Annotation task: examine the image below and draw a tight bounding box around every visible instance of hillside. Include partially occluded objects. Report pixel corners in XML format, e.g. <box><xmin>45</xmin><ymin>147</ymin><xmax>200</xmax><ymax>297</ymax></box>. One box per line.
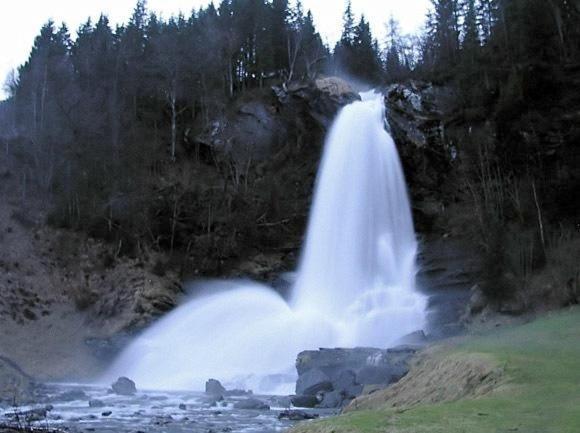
<box><xmin>291</xmin><ymin>307</ymin><xmax>580</xmax><ymax>433</ymax></box>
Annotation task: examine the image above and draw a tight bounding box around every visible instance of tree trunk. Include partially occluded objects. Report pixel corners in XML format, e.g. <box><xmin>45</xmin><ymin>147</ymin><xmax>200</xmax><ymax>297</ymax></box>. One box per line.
<box><xmin>169</xmin><ymin>88</ymin><xmax>177</xmax><ymax>162</ymax></box>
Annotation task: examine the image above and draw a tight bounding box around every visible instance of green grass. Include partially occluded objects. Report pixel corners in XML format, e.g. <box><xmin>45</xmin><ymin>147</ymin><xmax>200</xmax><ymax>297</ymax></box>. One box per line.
<box><xmin>294</xmin><ymin>307</ymin><xmax>580</xmax><ymax>433</ymax></box>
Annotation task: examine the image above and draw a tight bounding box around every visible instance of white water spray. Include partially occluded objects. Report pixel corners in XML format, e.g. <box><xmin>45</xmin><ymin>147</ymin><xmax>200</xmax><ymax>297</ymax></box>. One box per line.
<box><xmin>104</xmin><ymin>91</ymin><xmax>426</xmax><ymax>393</ymax></box>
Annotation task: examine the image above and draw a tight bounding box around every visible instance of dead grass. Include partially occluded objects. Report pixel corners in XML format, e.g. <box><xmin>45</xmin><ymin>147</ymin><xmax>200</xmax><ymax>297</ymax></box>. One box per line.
<box><xmin>344</xmin><ymin>346</ymin><xmax>505</xmax><ymax>413</ymax></box>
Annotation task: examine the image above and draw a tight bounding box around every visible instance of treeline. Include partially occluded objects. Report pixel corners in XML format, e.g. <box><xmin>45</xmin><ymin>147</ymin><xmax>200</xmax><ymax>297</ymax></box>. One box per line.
<box><xmin>0</xmin><ymin>0</ymin><xmax>400</xmax><ymax>253</ymax></box>
<box><xmin>422</xmin><ymin>0</ymin><xmax>580</xmax><ymax>302</ymax></box>
<box><xmin>1</xmin><ymin>0</ymin><xmax>399</xmax><ymax>270</ymax></box>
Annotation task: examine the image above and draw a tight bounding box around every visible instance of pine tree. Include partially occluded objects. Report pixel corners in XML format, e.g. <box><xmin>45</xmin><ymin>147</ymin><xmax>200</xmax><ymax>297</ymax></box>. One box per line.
<box><xmin>430</xmin><ymin>0</ymin><xmax>461</xmax><ymax>67</ymax></box>
<box><xmin>384</xmin><ymin>16</ymin><xmax>405</xmax><ymax>81</ymax></box>
<box><xmin>352</xmin><ymin>16</ymin><xmax>383</xmax><ymax>82</ymax></box>
<box><xmin>462</xmin><ymin>0</ymin><xmax>480</xmax><ymax>57</ymax></box>
<box><xmin>340</xmin><ymin>0</ymin><xmax>355</xmax><ymax>46</ymax></box>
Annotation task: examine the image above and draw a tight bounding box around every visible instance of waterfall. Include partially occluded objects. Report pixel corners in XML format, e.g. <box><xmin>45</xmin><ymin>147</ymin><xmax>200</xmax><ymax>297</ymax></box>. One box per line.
<box><xmin>103</xmin><ymin>91</ymin><xmax>426</xmax><ymax>393</ymax></box>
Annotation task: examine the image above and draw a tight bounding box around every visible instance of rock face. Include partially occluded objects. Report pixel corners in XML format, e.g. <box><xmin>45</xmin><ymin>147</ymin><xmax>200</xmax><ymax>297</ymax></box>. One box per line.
<box><xmin>384</xmin><ymin>81</ymin><xmax>453</xmax><ymax>232</ymax></box>
<box><xmin>111</xmin><ymin>377</ymin><xmax>136</xmax><ymax>395</ymax></box>
<box><xmin>205</xmin><ymin>379</ymin><xmax>226</xmax><ymax>396</ymax></box>
<box><xmin>0</xmin><ymin>355</ymin><xmax>35</xmax><ymax>404</ymax></box>
<box><xmin>293</xmin><ymin>346</ymin><xmax>417</xmax><ymax>408</ymax></box>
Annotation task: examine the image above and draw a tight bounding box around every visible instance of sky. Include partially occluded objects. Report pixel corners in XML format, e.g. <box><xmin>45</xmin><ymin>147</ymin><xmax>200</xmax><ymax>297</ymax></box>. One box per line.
<box><xmin>0</xmin><ymin>0</ymin><xmax>430</xmax><ymax>99</ymax></box>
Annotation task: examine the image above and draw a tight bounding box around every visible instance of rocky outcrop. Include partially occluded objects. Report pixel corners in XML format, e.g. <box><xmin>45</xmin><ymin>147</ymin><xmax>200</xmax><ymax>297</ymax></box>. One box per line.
<box><xmin>232</xmin><ymin>398</ymin><xmax>270</xmax><ymax>410</ymax></box>
<box><xmin>384</xmin><ymin>81</ymin><xmax>455</xmax><ymax>232</ymax></box>
<box><xmin>273</xmin><ymin>78</ymin><xmax>360</xmax><ymax>129</ymax></box>
<box><xmin>110</xmin><ymin>377</ymin><xmax>136</xmax><ymax>395</ymax></box>
<box><xmin>292</xmin><ymin>346</ymin><xmax>417</xmax><ymax>409</ymax></box>
<box><xmin>344</xmin><ymin>348</ymin><xmax>504</xmax><ymax>412</ymax></box>
<box><xmin>0</xmin><ymin>356</ymin><xmax>36</xmax><ymax>405</ymax></box>
<box><xmin>205</xmin><ymin>379</ymin><xmax>226</xmax><ymax>396</ymax></box>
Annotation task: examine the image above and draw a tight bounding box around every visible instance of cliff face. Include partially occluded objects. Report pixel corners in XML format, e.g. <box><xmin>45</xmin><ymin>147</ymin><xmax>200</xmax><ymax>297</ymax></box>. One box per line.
<box><xmin>384</xmin><ymin>77</ymin><xmax>579</xmax><ymax>318</ymax></box>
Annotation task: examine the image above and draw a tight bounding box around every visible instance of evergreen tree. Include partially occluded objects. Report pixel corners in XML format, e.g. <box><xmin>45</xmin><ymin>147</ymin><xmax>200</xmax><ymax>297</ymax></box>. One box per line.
<box><xmin>462</xmin><ymin>0</ymin><xmax>480</xmax><ymax>62</ymax></box>
<box><xmin>384</xmin><ymin>16</ymin><xmax>406</xmax><ymax>81</ymax></box>
<box><xmin>430</xmin><ymin>0</ymin><xmax>461</xmax><ymax>67</ymax></box>
<box><xmin>352</xmin><ymin>16</ymin><xmax>383</xmax><ymax>82</ymax></box>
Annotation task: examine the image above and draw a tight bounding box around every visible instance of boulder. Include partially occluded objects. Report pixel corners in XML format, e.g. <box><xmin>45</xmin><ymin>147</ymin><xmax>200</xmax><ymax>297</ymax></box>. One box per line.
<box><xmin>268</xmin><ymin>395</ymin><xmax>292</xmax><ymax>408</ymax></box>
<box><xmin>273</xmin><ymin>78</ymin><xmax>360</xmax><ymax>130</ymax></box>
<box><xmin>295</xmin><ymin>368</ymin><xmax>333</xmax><ymax>395</ymax></box>
<box><xmin>278</xmin><ymin>410</ymin><xmax>319</xmax><ymax>421</ymax></box>
<box><xmin>356</xmin><ymin>366</ymin><xmax>394</xmax><ymax>385</ymax></box>
<box><xmin>58</xmin><ymin>389</ymin><xmax>88</xmax><ymax>401</ymax></box>
<box><xmin>232</xmin><ymin>398</ymin><xmax>270</xmax><ymax>410</ymax></box>
<box><xmin>333</xmin><ymin>370</ymin><xmax>363</xmax><ymax>398</ymax></box>
<box><xmin>318</xmin><ymin>390</ymin><xmax>345</xmax><ymax>409</ymax></box>
<box><xmin>314</xmin><ymin>77</ymin><xmax>358</xmax><ymax>100</ymax></box>
<box><xmin>205</xmin><ymin>379</ymin><xmax>226</xmax><ymax>396</ymax></box>
<box><xmin>290</xmin><ymin>395</ymin><xmax>319</xmax><ymax>408</ymax></box>
<box><xmin>111</xmin><ymin>377</ymin><xmax>137</xmax><ymax>395</ymax></box>
<box><xmin>293</xmin><ymin>346</ymin><xmax>418</xmax><ymax>408</ymax></box>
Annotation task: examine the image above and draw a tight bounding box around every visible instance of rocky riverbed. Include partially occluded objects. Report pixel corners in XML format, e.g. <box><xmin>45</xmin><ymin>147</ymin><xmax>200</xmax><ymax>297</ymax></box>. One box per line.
<box><xmin>0</xmin><ymin>382</ymin><xmax>333</xmax><ymax>433</ymax></box>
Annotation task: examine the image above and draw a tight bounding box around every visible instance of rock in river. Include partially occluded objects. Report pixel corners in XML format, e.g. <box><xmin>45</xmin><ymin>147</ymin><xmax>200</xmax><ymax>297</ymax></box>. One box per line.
<box><xmin>205</xmin><ymin>378</ymin><xmax>226</xmax><ymax>396</ymax></box>
<box><xmin>111</xmin><ymin>376</ymin><xmax>137</xmax><ymax>395</ymax></box>
<box><xmin>232</xmin><ymin>398</ymin><xmax>270</xmax><ymax>410</ymax></box>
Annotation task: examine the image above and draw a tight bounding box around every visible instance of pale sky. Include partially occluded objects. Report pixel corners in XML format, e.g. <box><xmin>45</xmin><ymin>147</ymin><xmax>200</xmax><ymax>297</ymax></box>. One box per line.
<box><xmin>0</xmin><ymin>0</ymin><xmax>430</xmax><ymax>99</ymax></box>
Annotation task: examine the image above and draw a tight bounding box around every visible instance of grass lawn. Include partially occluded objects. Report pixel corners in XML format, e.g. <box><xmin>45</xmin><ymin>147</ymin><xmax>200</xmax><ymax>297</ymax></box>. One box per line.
<box><xmin>292</xmin><ymin>307</ymin><xmax>580</xmax><ymax>433</ymax></box>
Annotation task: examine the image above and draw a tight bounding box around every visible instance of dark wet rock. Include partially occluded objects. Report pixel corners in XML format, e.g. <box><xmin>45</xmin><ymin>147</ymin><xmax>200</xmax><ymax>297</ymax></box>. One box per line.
<box><xmin>202</xmin><ymin>395</ymin><xmax>225</xmax><ymax>407</ymax></box>
<box><xmin>464</xmin><ymin>284</ymin><xmax>488</xmax><ymax>316</ymax></box>
<box><xmin>294</xmin><ymin>346</ymin><xmax>417</xmax><ymax>408</ymax></box>
<box><xmin>89</xmin><ymin>399</ymin><xmax>105</xmax><ymax>408</ymax></box>
<box><xmin>0</xmin><ymin>355</ymin><xmax>35</xmax><ymax>404</ymax></box>
<box><xmin>111</xmin><ymin>376</ymin><xmax>136</xmax><ymax>395</ymax></box>
<box><xmin>232</xmin><ymin>398</ymin><xmax>270</xmax><ymax>410</ymax></box>
<box><xmin>6</xmin><ymin>407</ymin><xmax>49</xmax><ymax>422</ymax></box>
<box><xmin>152</xmin><ymin>415</ymin><xmax>174</xmax><ymax>425</ymax></box>
<box><xmin>383</xmin><ymin>81</ymin><xmax>456</xmax><ymax>233</ymax></box>
<box><xmin>295</xmin><ymin>368</ymin><xmax>333</xmax><ymax>396</ymax></box>
<box><xmin>273</xmin><ymin>78</ymin><xmax>360</xmax><ymax>129</ymax></box>
<box><xmin>333</xmin><ymin>370</ymin><xmax>363</xmax><ymax>398</ymax></box>
<box><xmin>268</xmin><ymin>395</ymin><xmax>292</xmax><ymax>408</ymax></box>
<box><xmin>290</xmin><ymin>395</ymin><xmax>319</xmax><ymax>408</ymax></box>
<box><xmin>179</xmin><ymin>403</ymin><xmax>187</xmax><ymax>410</ymax></box>
<box><xmin>418</xmin><ymin>237</ymin><xmax>481</xmax><ymax>331</ymax></box>
<box><xmin>205</xmin><ymin>379</ymin><xmax>226</xmax><ymax>396</ymax></box>
<box><xmin>224</xmin><ymin>388</ymin><xmax>253</xmax><ymax>397</ymax></box>
<box><xmin>278</xmin><ymin>409</ymin><xmax>319</xmax><ymax>421</ymax></box>
<box><xmin>58</xmin><ymin>389</ymin><xmax>88</xmax><ymax>401</ymax></box>
<box><xmin>356</xmin><ymin>366</ymin><xmax>394</xmax><ymax>385</ymax></box>
<box><xmin>318</xmin><ymin>390</ymin><xmax>345</xmax><ymax>409</ymax></box>
<box><xmin>197</xmin><ymin>99</ymin><xmax>287</xmax><ymax>164</ymax></box>
<box><xmin>101</xmin><ymin>410</ymin><xmax>112</xmax><ymax>417</ymax></box>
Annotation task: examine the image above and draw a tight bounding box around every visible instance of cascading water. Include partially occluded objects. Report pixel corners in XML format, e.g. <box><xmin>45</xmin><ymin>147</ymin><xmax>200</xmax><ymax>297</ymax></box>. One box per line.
<box><xmin>104</xmin><ymin>91</ymin><xmax>426</xmax><ymax>393</ymax></box>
